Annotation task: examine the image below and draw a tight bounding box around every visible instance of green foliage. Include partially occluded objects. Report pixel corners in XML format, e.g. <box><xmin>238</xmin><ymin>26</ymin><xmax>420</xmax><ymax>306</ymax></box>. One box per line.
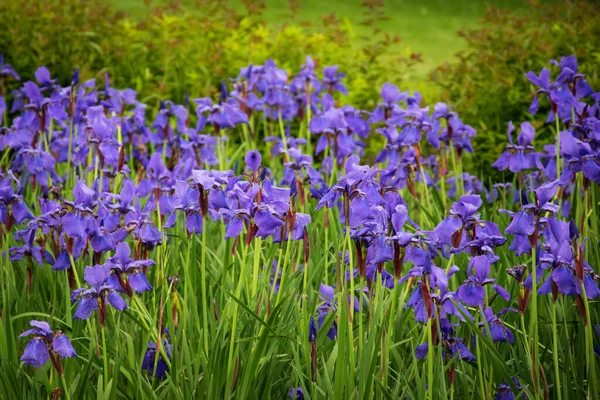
<box><xmin>0</xmin><ymin>0</ymin><xmax>417</xmax><ymax>110</ymax></box>
<box><xmin>430</xmin><ymin>0</ymin><xmax>600</xmax><ymax>176</ymax></box>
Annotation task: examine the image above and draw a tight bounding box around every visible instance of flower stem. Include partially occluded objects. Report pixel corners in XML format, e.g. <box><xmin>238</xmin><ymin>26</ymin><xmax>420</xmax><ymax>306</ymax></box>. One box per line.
<box><xmin>101</xmin><ymin>323</ymin><xmax>109</xmax><ymax>387</ymax></box>
<box><xmin>475</xmin><ymin>310</ymin><xmax>486</xmax><ymax>400</ymax></box>
<box><xmin>530</xmin><ymin>245</ymin><xmax>539</xmax><ymax>396</ymax></box>
<box><xmin>275</xmin><ymin>236</ymin><xmax>292</xmax><ymax>306</ymax></box>
<box><xmin>579</xmin><ymin>283</ymin><xmax>598</xmax><ymax>398</ymax></box>
<box><xmin>251</xmin><ymin>236</ymin><xmax>262</xmax><ymax>298</ymax></box>
<box><xmin>200</xmin><ymin>215</ymin><xmax>209</xmax><ymax>357</ymax></box>
<box><xmin>278</xmin><ymin>110</ymin><xmax>288</xmax><ymax>153</ymax></box>
<box><xmin>426</xmin><ymin>317</ymin><xmax>434</xmax><ymax>400</ymax></box>
<box><xmin>59</xmin><ymin>373</ymin><xmax>71</xmax><ymax>400</ymax></box>
<box><xmin>550</xmin><ymin>300</ymin><xmax>562</xmax><ymax>400</ymax></box>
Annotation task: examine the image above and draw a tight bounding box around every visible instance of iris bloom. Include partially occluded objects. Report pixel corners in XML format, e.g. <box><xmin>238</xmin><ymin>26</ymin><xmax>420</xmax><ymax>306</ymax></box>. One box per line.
<box><xmin>492</xmin><ymin>121</ymin><xmax>542</xmax><ymax>173</ymax></box>
<box><xmin>456</xmin><ymin>256</ymin><xmax>510</xmax><ymax>307</ymax></box>
<box><xmin>19</xmin><ymin>320</ymin><xmax>76</xmax><ymax>372</ymax></box>
<box><xmin>72</xmin><ymin>264</ymin><xmax>127</xmax><ymax>325</ymax></box>
<box><xmin>105</xmin><ymin>242</ymin><xmax>154</xmax><ymax>297</ymax></box>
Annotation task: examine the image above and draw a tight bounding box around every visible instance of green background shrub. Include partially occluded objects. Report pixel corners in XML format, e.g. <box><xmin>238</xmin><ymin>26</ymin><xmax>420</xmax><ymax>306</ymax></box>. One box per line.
<box><xmin>0</xmin><ymin>0</ymin><xmax>417</xmax><ymax>111</ymax></box>
<box><xmin>431</xmin><ymin>1</ymin><xmax>600</xmax><ymax>176</ymax></box>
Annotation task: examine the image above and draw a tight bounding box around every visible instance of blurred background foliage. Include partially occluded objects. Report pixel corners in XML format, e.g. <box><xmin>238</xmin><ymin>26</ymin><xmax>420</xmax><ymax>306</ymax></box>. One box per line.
<box><xmin>0</xmin><ymin>0</ymin><xmax>598</xmax><ymax>175</ymax></box>
<box><xmin>431</xmin><ymin>0</ymin><xmax>600</xmax><ymax>175</ymax></box>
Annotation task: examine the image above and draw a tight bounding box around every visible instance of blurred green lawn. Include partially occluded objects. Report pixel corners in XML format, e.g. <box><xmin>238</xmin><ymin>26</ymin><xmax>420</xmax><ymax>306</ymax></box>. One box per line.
<box><xmin>108</xmin><ymin>0</ymin><xmax>540</xmax><ymax>93</ymax></box>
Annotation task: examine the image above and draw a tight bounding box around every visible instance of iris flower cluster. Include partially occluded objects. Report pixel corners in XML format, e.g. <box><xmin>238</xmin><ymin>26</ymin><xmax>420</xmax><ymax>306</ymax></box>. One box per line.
<box><xmin>1</xmin><ymin>52</ymin><xmax>597</xmax><ymax>399</ymax></box>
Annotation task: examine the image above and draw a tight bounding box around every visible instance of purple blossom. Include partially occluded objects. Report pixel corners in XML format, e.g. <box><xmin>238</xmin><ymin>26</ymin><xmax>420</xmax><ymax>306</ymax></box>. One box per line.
<box><xmin>19</xmin><ymin>320</ymin><xmax>76</xmax><ymax>371</ymax></box>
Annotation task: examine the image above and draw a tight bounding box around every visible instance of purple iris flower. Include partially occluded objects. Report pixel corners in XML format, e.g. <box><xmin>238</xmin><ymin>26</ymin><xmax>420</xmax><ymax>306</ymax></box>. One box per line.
<box><xmin>310</xmin><ymin>102</ymin><xmax>365</xmax><ymax>164</ymax></box>
<box><xmin>322</xmin><ymin>65</ymin><xmax>347</xmax><ymax>96</ymax></box>
<box><xmin>190</xmin><ymin>168</ymin><xmax>231</xmax><ymax>219</ymax></box>
<box><xmin>492</xmin><ymin>121</ymin><xmax>542</xmax><ymax>173</ymax></box>
<box><xmin>11</xmin><ymin>147</ymin><xmax>58</xmax><ymax>188</ymax></box>
<box><xmin>279</xmin><ymin>147</ymin><xmax>313</xmax><ymax>188</ymax></box>
<box><xmin>138</xmin><ymin>153</ymin><xmax>173</xmax><ymax>207</ymax></box>
<box><xmin>558</xmin><ymin>130</ymin><xmax>600</xmax><ymax>186</ymax></box>
<box><xmin>194</xmin><ymin>97</ymin><xmax>248</xmax><ymax>132</ymax></box>
<box><xmin>168</xmin><ymin>179</ymin><xmax>203</xmax><ymax>234</ymax></box>
<box><xmin>527</xmin><ymin>55</ymin><xmax>592</xmax><ymax>122</ymax></box>
<box><xmin>72</xmin><ymin>264</ymin><xmax>127</xmax><ymax>326</ymax></box>
<box><xmin>245</xmin><ymin>149</ymin><xmax>261</xmax><ymax>174</ymax></box>
<box><xmin>0</xmin><ymin>54</ymin><xmax>20</xmax><ymax>81</ymax></box>
<box><xmin>290</xmin><ymin>56</ymin><xmax>321</xmax><ymax>115</ymax></box>
<box><xmin>288</xmin><ymin>387</ymin><xmax>305</xmax><ymax>400</ymax></box>
<box><xmin>34</xmin><ymin>66</ymin><xmax>58</xmax><ymax>93</ymax></box>
<box><xmin>0</xmin><ymin>171</ymin><xmax>34</xmax><ymax>230</ymax></box>
<box><xmin>106</xmin><ymin>178</ymin><xmax>137</xmax><ymax>216</ymax></box>
<box><xmin>19</xmin><ymin>320</ymin><xmax>76</xmax><ymax>371</ymax></box>
<box><xmin>525</xmin><ymin>67</ymin><xmax>551</xmax><ymax>115</ymax></box>
<box><xmin>435</xmin><ymin>112</ymin><xmax>476</xmax><ymax>155</ymax></box>
<box><xmin>501</xmin><ymin>180</ymin><xmax>559</xmax><ymax>255</ymax></box>
<box><xmin>368</xmin><ymin>82</ymin><xmax>407</xmax><ymax>124</ymax></box>
<box><xmin>9</xmin><ymin>226</ymin><xmax>54</xmax><ymax>266</ymax></box>
<box><xmin>456</xmin><ymin>256</ymin><xmax>510</xmax><ymax>307</ymax></box>
<box><xmin>479</xmin><ymin>307</ymin><xmax>516</xmax><ymax>344</ymax></box>
<box><xmin>61</xmin><ymin>180</ymin><xmax>98</xmax><ymax>242</ymax></box>
<box><xmin>494</xmin><ymin>378</ymin><xmax>524</xmax><ymax>400</ymax></box>
<box><xmin>415</xmin><ymin>319</ymin><xmax>475</xmax><ymax>362</ymax></box>
<box><xmin>142</xmin><ymin>337</ymin><xmax>172</xmax><ymax>379</ymax></box>
<box><xmin>315</xmin><ymin>155</ymin><xmax>380</xmax><ymax>227</ymax></box>
<box><xmin>400</xmin><ymin>262</ymin><xmax>463</xmax><ymax>322</ymax></box>
<box><xmin>434</xmin><ymin>195</ymin><xmax>489</xmax><ymax>250</ymax></box>
<box><xmin>312</xmin><ymin>284</ymin><xmax>340</xmax><ymax>340</ymax></box>
<box><xmin>105</xmin><ymin>242</ymin><xmax>154</xmax><ymax>297</ymax></box>
<box><xmin>264</xmin><ymin>134</ymin><xmax>307</xmax><ymax>158</ymax></box>
<box><xmin>101</xmin><ymin>75</ymin><xmax>137</xmax><ymax>116</ymax></box>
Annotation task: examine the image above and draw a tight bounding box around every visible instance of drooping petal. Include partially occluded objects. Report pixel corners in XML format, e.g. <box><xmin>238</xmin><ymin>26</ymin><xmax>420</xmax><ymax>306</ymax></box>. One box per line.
<box><xmin>552</xmin><ymin>266</ymin><xmax>578</xmax><ymax>296</ymax></box>
<box><xmin>434</xmin><ymin>216</ymin><xmax>462</xmax><ymax>246</ymax></box>
<box><xmin>415</xmin><ymin>342</ymin><xmax>428</xmax><ymax>360</ymax></box>
<box><xmin>21</xmin><ymin>338</ymin><xmax>50</xmax><ymax>367</ymax></box>
<box><xmin>505</xmin><ymin>211</ymin><xmax>535</xmax><ymax>237</ymax></box>
<box><xmin>107</xmin><ymin>291</ymin><xmax>127</xmax><ymax>311</ymax></box>
<box><xmin>225</xmin><ymin>217</ymin><xmax>244</xmax><ymax>239</ymax></box>
<box><xmin>52</xmin><ymin>334</ymin><xmax>77</xmax><ymax>358</ymax></box>
<box><xmin>492</xmin><ymin>284</ymin><xmax>511</xmax><ymax>301</ymax></box>
<box><xmin>254</xmin><ymin>209</ymin><xmax>284</xmax><ymax>239</ymax></box>
<box><xmin>457</xmin><ymin>283</ymin><xmax>485</xmax><ymax>307</ymax></box>
<box><xmin>128</xmin><ymin>272</ymin><xmax>153</xmax><ymax>293</ymax></box>
<box><xmin>73</xmin><ymin>296</ymin><xmax>98</xmax><ymax>320</ymax></box>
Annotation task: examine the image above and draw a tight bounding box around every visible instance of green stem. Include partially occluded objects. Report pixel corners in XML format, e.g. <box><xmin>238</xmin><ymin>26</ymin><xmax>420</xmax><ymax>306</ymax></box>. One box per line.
<box><xmin>275</xmin><ymin>235</ymin><xmax>292</xmax><ymax>306</ymax></box>
<box><xmin>551</xmin><ymin>300</ymin><xmax>562</xmax><ymax>400</ymax></box>
<box><xmin>251</xmin><ymin>236</ymin><xmax>262</xmax><ymax>298</ymax></box>
<box><xmin>226</xmin><ymin>239</ymin><xmax>249</xmax><ymax>393</ymax></box>
<box><xmin>475</xmin><ymin>310</ymin><xmax>486</xmax><ymax>400</ymax></box>
<box><xmin>427</xmin><ymin>317</ymin><xmax>434</xmax><ymax>400</ymax></box>
<box><xmin>344</xmin><ymin>228</ymin><xmax>356</xmax><ymax>386</ymax></box>
<box><xmin>580</xmin><ymin>283</ymin><xmax>598</xmax><ymax>399</ymax></box>
<box><xmin>530</xmin><ymin>245</ymin><xmax>539</xmax><ymax>396</ymax></box>
<box><xmin>278</xmin><ymin>110</ymin><xmax>288</xmax><ymax>153</ymax></box>
<box><xmin>68</xmin><ymin>254</ymin><xmax>82</xmax><ymax>288</ymax></box>
<box><xmin>200</xmin><ymin>215</ymin><xmax>209</xmax><ymax>357</ymax></box>
<box><xmin>59</xmin><ymin>373</ymin><xmax>71</xmax><ymax>400</ymax></box>
<box><xmin>101</xmin><ymin>323</ymin><xmax>109</xmax><ymax>387</ymax></box>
